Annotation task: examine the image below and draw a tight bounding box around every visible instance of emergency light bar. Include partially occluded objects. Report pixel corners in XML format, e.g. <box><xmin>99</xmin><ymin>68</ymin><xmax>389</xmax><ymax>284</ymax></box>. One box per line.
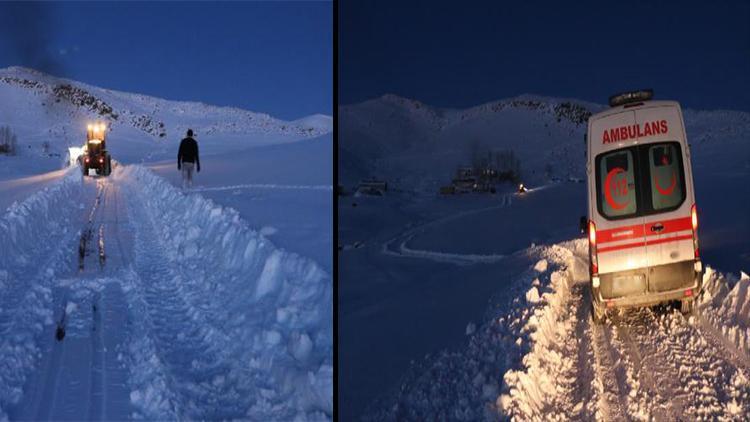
<box><xmin>609</xmin><ymin>89</ymin><xmax>653</xmax><ymax>107</ymax></box>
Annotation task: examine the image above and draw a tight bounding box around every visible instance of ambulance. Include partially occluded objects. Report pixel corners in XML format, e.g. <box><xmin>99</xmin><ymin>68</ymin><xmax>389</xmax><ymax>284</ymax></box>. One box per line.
<box><xmin>585</xmin><ymin>90</ymin><xmax>703</xmax><ymax>323</ymax></box>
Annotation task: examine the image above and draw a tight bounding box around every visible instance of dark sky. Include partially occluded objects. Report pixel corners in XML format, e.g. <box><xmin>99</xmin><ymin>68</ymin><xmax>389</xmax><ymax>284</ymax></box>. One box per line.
<box><xmin>0</xmin><ymin>1</ymin><xmax>331</xmax><ymax>121</ymax></box>
<box><xmin>339</xmin><ymin>0</ymin><xmax>750</xmax><ymax>111</ymax></box>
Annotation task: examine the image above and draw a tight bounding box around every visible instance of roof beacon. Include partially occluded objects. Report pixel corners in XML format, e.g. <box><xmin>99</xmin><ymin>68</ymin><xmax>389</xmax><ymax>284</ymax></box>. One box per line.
<box><xmin>608</xmin><ymin>89</ymin><xmax>654</xmax><ymax>107</ymax></box>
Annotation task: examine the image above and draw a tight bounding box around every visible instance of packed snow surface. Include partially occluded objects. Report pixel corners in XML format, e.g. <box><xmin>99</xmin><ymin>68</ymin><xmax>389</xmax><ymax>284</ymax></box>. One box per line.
<box><xmin>0</xmin><ymin>164</ymin><xmax>332</xmax><ymax>420</ymax></box>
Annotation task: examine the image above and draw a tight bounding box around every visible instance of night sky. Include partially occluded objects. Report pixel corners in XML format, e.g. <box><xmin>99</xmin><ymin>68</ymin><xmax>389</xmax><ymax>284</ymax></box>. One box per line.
<box><xmin>0</xmin><ymin>1</ymin><xmax>332</xmax><ymax>120</ymax></box>
<box><xmin>339</xmin><ymin>0</ymin><xmax>750</xmax><ymax>111</ymax></box>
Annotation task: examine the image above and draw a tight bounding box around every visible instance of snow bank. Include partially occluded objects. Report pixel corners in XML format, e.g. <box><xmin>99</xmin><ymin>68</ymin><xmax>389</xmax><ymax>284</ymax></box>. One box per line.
<box><xmin>499</xmin><ymin>250</ymin><xmax>750</xmax><ymax>420</ymax></box>
<box><xmin>499</xmin><ymin>241</ymin><xmax>595</xmax><ymax>420</ymax></box>
<box><xmin>0</xmin><ymin>169</ymin><xmax>85</xmax><ymax>418</ymax></box>
<box><xmin>119</xmin><ymin>165</ymin><xmax>332</xmax><ymax>420</ymax></box>
<box><xmin>700</xmin><ymin>267</ymin><xmax>750</xmax><ymax>355</ymax></box>
<box><xmin>363</xmin><ymin>244</ymin><xmax>583</xmax><ymax>421</ymax></box>
<box><xmin>0</xmin><ymin>169</ymin><xmax>81</xmax><ymax>272</ymax></box>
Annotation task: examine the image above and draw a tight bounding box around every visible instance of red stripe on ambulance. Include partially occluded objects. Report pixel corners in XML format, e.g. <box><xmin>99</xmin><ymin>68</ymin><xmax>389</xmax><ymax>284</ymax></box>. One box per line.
<box><xmin>598</xmin><ymin>234</ymin><xmax>694</xmax><ymax>254</ymax></box>
<box><xmin>597</xmin><ymin>216</ymin><xmax>692</xmax><ymax>245</ymax></box>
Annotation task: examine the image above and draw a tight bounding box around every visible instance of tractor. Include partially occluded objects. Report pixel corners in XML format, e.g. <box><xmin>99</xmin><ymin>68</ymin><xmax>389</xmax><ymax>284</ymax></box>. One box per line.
<box><xmin>80</xmin><ymin>122</ymin><xmax>112</xmax><ymax>176</ymax></box>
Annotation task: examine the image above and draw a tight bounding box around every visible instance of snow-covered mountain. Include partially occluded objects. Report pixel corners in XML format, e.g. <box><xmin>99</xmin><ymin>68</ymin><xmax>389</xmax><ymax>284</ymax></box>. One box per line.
<box><xmin>0</xmin><ymin>66</ymin><xmax>332</xmax><ymax>165</ymax></box>
<box><xmin>339</xmin><ymin>93</ymin><xmax>750</xmax><ymax>191</ymax></box>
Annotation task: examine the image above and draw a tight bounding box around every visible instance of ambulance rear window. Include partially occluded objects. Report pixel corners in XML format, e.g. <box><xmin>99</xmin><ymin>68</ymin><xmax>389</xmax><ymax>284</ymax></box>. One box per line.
<box><xmin>597</xmin><ymin>150</ymin><xmax>638</xmax><ymax>218</ymax></box>
<box><xmin>648</xmin><ymin>144</ymin><xmax>685</xmax><ymax>211</ymax></box>
<box><xmin>595</xmin><ymin>142</ymin><xmax>687</xmax><ymax>219</ymax></box>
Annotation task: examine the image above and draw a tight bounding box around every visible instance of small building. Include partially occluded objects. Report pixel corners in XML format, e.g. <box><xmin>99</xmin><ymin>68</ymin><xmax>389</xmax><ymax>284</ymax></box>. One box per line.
<box><xmin>452</xmin><ymin>177</ymin><xmax>477</xmax><ymax>193</ymax></box>
<box><xmin>455</xmin><ymin>167</ymin><xmax>474</xmax><ymax>179</ymax></box>
<box><xmin>451</xmin><ymin>166</ymin><xmax>497</xmax><ymax>193</ymax></box>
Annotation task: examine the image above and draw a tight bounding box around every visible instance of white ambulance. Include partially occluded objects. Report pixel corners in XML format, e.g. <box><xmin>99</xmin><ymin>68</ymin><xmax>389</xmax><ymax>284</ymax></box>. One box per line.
<box><xmin>585</xmin><ymin>90</ymin><xmax>703</xmax><ymax>323</ymax></box>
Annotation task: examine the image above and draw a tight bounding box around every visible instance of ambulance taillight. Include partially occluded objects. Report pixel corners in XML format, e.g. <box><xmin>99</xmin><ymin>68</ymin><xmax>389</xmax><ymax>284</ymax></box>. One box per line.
<box><xmin>589</xmin><ymin>220</ymin><xmax>598</xmax><ymax>274</ymax></box>
<box><xmin>691</xmin><ymin>204</ymin><xmax>699</xmax><ymax>258</ymax></box>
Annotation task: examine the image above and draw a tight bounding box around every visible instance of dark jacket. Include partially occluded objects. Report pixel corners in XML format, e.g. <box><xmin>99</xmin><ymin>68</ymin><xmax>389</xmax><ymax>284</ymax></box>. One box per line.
<box><xmin>178</xmin><ymin>137</ymin><xmax>200</xmax><ymax>171</ymax></box>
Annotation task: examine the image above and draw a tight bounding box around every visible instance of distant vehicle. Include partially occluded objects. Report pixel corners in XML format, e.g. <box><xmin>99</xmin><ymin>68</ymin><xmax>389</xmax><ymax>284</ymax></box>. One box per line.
<box><xmin>584</xmin><ymin>90</ymin><xmax>703</xmax><ymax>323</ymax></box>
<box><xmin>355</xmin><ymin>179</ymin><xmax>387</xmax><ymax>196</ymax></box>
<box><xmin>518</xmin><ymin>183</ymin><xmax>528</xmax><ymax>193</ymax></box>
<box><xmin>452</xmin><ymin>177</ymin><xmax>476</xmax><ymax>193</ymax></box>
<box><xmin>79</xmin><ymin>122</ymin><xmax>112</xmax><ymax>176</ymax></box>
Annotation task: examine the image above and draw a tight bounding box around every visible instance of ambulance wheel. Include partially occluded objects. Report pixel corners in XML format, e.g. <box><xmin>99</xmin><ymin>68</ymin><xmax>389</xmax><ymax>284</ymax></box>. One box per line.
<box><xmin>591</xmin><ymin>301</ymin><xmax>606</xmax><ymax>324</ymax></box>
<box><xmin>680</xmin><ymin>299</ymin><xmax>695</xmax><ymax>315</ymax></box>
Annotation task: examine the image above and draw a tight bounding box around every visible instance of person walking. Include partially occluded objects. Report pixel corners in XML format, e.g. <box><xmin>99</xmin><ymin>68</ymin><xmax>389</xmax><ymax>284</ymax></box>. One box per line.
<box><xmin>178</xmin><ymin>129</ymin><xmax>201</xmax><ymax>189</ymax></box>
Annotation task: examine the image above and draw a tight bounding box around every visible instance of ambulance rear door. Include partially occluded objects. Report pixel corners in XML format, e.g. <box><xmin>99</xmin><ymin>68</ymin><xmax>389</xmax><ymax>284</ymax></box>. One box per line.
<box><xmin>590</xmin><ymin>110</ymin><xmax>648</xmax><ymax>297</ymax></box>
<box><xmin>635</xmin><ymin>106</ymin><xmax>695</xmax><ymax>290</ymax></box>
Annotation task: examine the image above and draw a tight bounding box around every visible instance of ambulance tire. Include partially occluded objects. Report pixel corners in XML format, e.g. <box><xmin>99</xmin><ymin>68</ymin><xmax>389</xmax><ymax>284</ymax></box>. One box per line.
<box><xmin>591</xmin><ymin>301</ymin><xmax>606</xmax><ymax>324</ymax></box>
<box><xmin>680</xmin><ymin>299</ymin><xmax>695</xmax><ymax>315</ymax></box>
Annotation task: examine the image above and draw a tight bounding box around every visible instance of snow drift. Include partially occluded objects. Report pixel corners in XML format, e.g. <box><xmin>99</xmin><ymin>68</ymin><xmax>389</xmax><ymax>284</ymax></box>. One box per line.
<box><xmin>119</xmin><ymin>165</ymin><xmax>333</xmax><ymax>420</ymax></box>
<box><xmin>0</xmin><ymin>169</ymin><xmax>86</xmax><ymax>418</ymax></box>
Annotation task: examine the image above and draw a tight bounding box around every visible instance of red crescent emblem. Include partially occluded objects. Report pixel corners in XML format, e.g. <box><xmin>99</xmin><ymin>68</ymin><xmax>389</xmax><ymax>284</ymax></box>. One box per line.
<box><xmin>604</xmin><ymin>167</ymin><xmax>630</xmax><ymax>210</ymax></box>
<box><xmin>654</xmin><ymin>171</ymin><xmax>677</xmax><ymax>196</ymax></box>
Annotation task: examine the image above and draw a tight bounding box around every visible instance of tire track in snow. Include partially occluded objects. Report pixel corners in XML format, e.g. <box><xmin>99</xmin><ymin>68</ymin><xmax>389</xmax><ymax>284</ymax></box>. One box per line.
<box><xmin>571</xmin><ymin>256</ymin><xmax>750</xmax><ymax>420</ymax></box>
<box><xmin>87</xmin><ymin>290</ymin><xmax>104</xmax><ymax>421</ymax></box>
<box><xmin>642</xmin><ymin>308</ymin><xmax>750</xmax><ymax>419</ymax></box>
<box><xmin>123</xmin><ymin>177</ymin><xmax>255</xmax><ymax>420</ymax></box>
<box><xmin>590</xmin><ymin>323</ymin><xmax>630</xmax><ymax>421</ymax></box>
<box><xmin>16</xmin><ymin>176</ymin><xmax>134</xmax><ymax>421</ymax></box>
<box><xmin>29</xmin><ymin>289</ymin><xmax>69</xmax><ymax>422</ymax></box>
<box><xmin>612</xmin><ymin>317</ymin><xmax>684</xmax><ymax>419</ymax></box>
<box><xmin>381</xmin><ymin>193</ymin><xmax>512</xmax><ymax>265</ymax></box>
<box><xmin>569</xmin><ymin>246</ymin><xmax>632</xmax><ymax>421</ymax></box>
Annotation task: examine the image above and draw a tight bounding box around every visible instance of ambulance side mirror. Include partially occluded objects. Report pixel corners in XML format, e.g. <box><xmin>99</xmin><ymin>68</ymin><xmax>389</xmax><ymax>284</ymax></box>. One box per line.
<box><xmin>579</xmin><ymin>216</ymin><xmax>587</xmax><ymax>234</ymax></box>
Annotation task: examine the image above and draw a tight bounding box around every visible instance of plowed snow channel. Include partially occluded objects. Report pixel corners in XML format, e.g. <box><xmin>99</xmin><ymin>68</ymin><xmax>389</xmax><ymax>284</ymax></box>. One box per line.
<box><xmin>0</xmin><ymin>165</ymin><xmax>332</xmax><ymax>420</ymax></box>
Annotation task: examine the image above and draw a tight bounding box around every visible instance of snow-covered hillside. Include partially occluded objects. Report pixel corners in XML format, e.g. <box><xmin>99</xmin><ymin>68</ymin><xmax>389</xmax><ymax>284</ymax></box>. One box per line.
<box><xmin>339</xmin><ymin>94</ymin><xmax>750</xmax><ymax>191</ymax></box>
<box><xmin>0</xmin><ymin>66</ymin><xmax>332</xmax><ymax>170</ymax></box>
<box><xmin>339</xmin><ymin>94</ymin><xmax>750</xmax><ymax>420</ymax></box>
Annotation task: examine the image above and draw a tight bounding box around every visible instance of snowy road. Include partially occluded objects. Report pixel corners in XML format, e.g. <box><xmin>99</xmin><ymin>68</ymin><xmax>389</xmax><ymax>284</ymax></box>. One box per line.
<box><xmin>365</xmin><ymin>237</ymin><xmax>750</xmax><ymax>420</ymax></box>
<box><xmin>381</xmin><ymin>193</ymin><xmax>512</xmax><ymax>265</ymax></box>
<box><xmin>499</xmin><ymin>241</ymin><xmax>750</xmax><ymax>420</ymax></box>
<box><xmin>0</xmin><ymin>165</ymin><xmax>332</xmax><ymax>420</ymax></box>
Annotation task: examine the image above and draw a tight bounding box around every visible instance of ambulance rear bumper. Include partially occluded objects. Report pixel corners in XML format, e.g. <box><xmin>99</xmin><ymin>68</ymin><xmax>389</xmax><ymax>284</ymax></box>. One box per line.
<box><xmin>592</xmin><ymin>260</ymin><xmax>703</xmax><ymax>309</ymax></box>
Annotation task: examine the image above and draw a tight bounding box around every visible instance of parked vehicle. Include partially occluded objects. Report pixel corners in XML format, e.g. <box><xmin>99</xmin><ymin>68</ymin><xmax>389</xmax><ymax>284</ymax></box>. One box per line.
<box><xmin>584</xmin><ymin>90</ymin><xmax>703</xmax><ymax>323</ymax></box>
<box><xmin>355</xmin><ymin>179</ymin><xmax>387</xmax><ymax>196</ymax></box>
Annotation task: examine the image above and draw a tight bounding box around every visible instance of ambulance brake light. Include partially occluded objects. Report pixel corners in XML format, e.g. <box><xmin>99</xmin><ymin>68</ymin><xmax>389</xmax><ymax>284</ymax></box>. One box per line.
<box><xmin>691</xmin><ymin>204</ymin><xmax>698</xmax><ymax>231</ymax></box>
<box><xmin>691</xmin><ymin>204</ymin><xmax>700</xmax><ymax>259</ymax></box>
<box><xmin>589</xmin><ymin>221</ymin><xmax>596</xmax><ymax>246</ymax></box>
<box><xmin>609</xmin><ymin>89</ymin><xmax>654</xmax><ymax>107</ymax></box>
